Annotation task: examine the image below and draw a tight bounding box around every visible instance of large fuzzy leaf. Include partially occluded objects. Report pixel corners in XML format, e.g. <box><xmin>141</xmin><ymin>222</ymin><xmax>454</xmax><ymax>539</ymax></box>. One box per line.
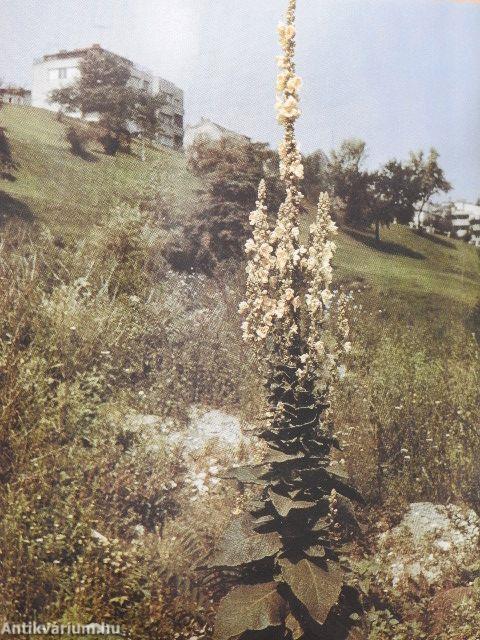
<box><xmin>214</xmin><ymin>582</ymin><xmax>287</xmax><ymax>640</ymax></box>
<box><xmin>279</xmin><ymin>558</ymin><xmax>343</xmax><ymax>626</ymax></box>
<box><xmin>221</xmin><ymin>465</ymin><xmax>266</xmax><ymax>485</ymax></box>
<box><xmin>268</xmin><ymin>488</ymin><xmax>315</xmax><ymax>518</ymax></box>
<box><xmin>204</xmin><ymin>514</ymin><xmax>282</xmax><ymax>568</ymax></box>
<box><xmin>285</xmin><ymin>612</ymin><xmax>303</xmax><ymax>640</ymax></box>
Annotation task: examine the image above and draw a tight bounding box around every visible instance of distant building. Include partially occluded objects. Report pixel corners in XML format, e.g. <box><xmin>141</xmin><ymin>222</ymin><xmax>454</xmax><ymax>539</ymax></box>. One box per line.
<box><xmin>452</xmin><ymin>201</ymin><xmax>480</xmax><ymax>246</ymax></box>
<box><xmin>0</xmin><ymin>86</ymin><xmax>31</xmax><ymax>106</ymax></box>
<box><xmin>184</xmin><ymin>117</ymin><xmax>251</xmax><ymax>149</ymax></box>
<box><xmin>32</xmin><ymin>44</ymin><xmax>184</xmax><ymax>149</ymax></box>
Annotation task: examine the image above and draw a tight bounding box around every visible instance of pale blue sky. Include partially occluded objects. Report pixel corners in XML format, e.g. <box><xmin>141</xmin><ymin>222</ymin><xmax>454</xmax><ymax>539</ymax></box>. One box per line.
<box><xmin>1</xmin><ymin>0</ymin><xmax>479</xmax><ymax>200</ymax></box>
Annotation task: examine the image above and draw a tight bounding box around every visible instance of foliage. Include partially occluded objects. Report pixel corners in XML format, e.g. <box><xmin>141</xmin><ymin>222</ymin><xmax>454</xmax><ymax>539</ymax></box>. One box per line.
<box><xmin>0</xmin><ymin>201</ymin><xmax>247</xmax><ymax>636</ymax></box>
<box><xmin>369</xmin><ymin>160</ymin><xmax>417</xmax><ymax>241</ymax></box>
<box><xmin>303</xmin><ymin>149</ymin><xmax>329</xmax><ymax>203</ymax></box>
<box><xmin>327</xmin><ymin>141</ymin><xmax>451</xmax><ymax>241</ymax></box>
<box><xmin>0</xmin><ymin>126</ymin><xmax>17</xmax><ymax>180</ymax></box>
<box><xmin>50</xmin><ymin>48</ymin><xmax>167</xmax><ymax>155</ymax></box>
<box><xmin>166</xmin><ymin>136</ymin><xmax>283</xmax><ymax>272</ymax></box>
<box><xmin>335</xmin><ymin>297</ymin><xmax>480</xmax><ymax>508</ymax></box>
<box><xmin>210</xmin><ymin>3</ymin><xmax>363</xmax><ymax>639</ymax></box>
<box><xmin>326</xmin><ymin>138</ymin><xmax>371</xmax><ymax>227</ymax></box>
<box><xmin>65</xmin><ymin>125</ymin><xmax>91</xmax><ymax>158</ymax></box>
<box><xmin>409</xmin><ymin>148</ymin><xmax>452</xmax><ymax>226</ymax></box>
<box><xmin>132</xmin><ymin>91</ymin><xmax>167</xmax><ymax>143</ymax></box>
<box><xmin>435</xmin><ymin>581</ymin><xmax>480</xmax><ymax>640</ymax></box>
<box><xmin>367</xmin><ymin>609</ymin><xmax>427</xmax><ymax>640</ymax></box>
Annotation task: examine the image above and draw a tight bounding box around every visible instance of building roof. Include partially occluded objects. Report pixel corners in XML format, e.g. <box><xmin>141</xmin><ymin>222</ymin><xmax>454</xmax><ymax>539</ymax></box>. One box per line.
<box><xmin>187</xmin><ymin>117</ymin><xmax>251</xmax><ymax>141</ymax></box>
<box><xmin>37</xmin><ymin>44</ymin><xmax>133</xmax><ymax>67</ymax></box>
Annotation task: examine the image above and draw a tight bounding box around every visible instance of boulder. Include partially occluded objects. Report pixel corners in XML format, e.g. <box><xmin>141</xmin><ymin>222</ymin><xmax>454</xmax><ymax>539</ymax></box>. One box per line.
<box><xmin>376</xmin><ymin>502</ymin><xmax>479</xmax><ymax>594</ymax></box>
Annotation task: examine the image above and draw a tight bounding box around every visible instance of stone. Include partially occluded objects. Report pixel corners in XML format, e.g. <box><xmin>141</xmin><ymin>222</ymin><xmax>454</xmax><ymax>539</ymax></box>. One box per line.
<box><xmin>376</xmin><ymin>502</ymin><xmax>479</xmax><ymax>594</ymax></box>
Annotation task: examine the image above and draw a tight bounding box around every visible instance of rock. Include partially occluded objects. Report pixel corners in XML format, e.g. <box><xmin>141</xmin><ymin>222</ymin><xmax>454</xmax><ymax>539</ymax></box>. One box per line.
<box><xmin>169</xmin><ymin>406</ymin><xmax>254</xmax><ymax>455</ymax></box>
<box><xmin>376</xmin><ymin>502</ymin><xmax>480</xmax><ymax>594</ymax></box>
<box><xmin>429</xmin><ymin>586</ymin><xmax>474</xmax><ymax>636</ymax></box>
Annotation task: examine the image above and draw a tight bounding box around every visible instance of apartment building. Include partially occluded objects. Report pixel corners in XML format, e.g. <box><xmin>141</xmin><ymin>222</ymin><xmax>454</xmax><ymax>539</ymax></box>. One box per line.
<box><xmin>32</xmin><ymin>44</ymin><xmax>184</xmax><ymax>148</ymax></box>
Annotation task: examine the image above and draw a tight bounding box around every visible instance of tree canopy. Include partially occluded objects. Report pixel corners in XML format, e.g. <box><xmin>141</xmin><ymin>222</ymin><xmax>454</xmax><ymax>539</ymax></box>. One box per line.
<box><xmin>50</xmin><ymin>48</ymin><xmax>166</xmax><ymax>155</ymax></box>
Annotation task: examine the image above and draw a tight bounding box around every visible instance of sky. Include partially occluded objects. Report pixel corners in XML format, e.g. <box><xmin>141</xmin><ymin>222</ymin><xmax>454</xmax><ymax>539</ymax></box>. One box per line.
<box><xmin>1</xmin><ymin>0</ymin><xmax>479</xmax><ymax>200</ymax></box>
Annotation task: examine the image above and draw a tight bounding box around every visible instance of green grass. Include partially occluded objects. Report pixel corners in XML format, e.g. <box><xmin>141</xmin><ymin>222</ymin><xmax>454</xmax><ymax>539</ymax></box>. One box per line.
<box><xmin>1</xmin><ymin>104</ymin><xmax>478</xmax><ymax>316</ymax></box>
<box><xmin>335</xmin><ymin>224</ymin><xmax>479</xmax><ymax>308</ymax></box>
<box><xmin>0</xmin><ymin>105</ymin><xmax>199</xmax><ymax>238</ymax></box>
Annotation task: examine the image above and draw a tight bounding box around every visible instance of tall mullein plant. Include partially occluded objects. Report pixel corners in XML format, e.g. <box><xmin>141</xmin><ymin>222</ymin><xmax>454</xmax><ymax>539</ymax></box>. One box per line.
<box><xmin>210</xmin><ymin>2</ymin><xmax>363</xmax><ymax>639</ymax></box>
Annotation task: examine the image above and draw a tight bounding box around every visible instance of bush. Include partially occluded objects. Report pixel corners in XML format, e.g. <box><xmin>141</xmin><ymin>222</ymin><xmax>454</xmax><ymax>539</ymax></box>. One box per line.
<box><xmin>65</xmin><ymin>125</ymin><xmax>90</xmax><ymax>157</ymax></box>
<box><xmin>98</xmin><ymin>132</ymin><xmax>121</xmax><ymax>156</ymax></box>
<box><xmin>167</xmin><ymin>136</ymin><xmax>283</xmax><ymax>273</ymax></box>
<box><xmin>0</xmin><ymin>126</ymin><xmax>18</xmax><ymax>179</ymax></box>
<box><xmin>0</xmin><ymin>200</ymin><xmax>259</xmax><ymax>634</ymax></box>
<box><xmin>336</xmin><ymin>299</ymin><xmax>480</xmax><ymax>508</ymax></box>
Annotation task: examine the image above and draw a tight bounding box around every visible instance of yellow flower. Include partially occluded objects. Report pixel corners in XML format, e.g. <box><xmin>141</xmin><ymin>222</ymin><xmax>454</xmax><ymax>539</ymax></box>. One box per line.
<box><xmin>286</xmin><ymin>75</ymin><xmax>302</xmax><ymax>93</ymax></box>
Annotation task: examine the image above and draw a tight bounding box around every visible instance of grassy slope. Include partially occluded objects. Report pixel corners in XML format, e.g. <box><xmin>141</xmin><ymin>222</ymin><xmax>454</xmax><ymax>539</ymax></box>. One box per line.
<box><xmin>0</xmin><ymin>105</ymin><xmax>199</xmax><ymax>238</ymax></box>
<box><xmin>1</xmin><ymin>105</ymin><xmax>478</xmax><ymax>314</ymax></box>
<box><xmin>335</xmin><ymin>225</ymin><xmax>479</xmax><ymax>308</ymax></box>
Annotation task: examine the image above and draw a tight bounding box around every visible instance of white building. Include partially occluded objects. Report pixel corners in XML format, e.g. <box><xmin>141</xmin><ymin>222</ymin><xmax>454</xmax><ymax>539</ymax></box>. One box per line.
<box><xmin>452</xmin><ymin>201</ymin><xmax>480</xmax><ymax>246</ymax></box>
<box><xmin>184</xmin><ymin>117</ymin><xmax>251</xmax><ymax>149</ymax></box>
<box><xmin>32</xmin><ymin>44</ymin><xmax>184</xmax><ymax>149</ymax></box>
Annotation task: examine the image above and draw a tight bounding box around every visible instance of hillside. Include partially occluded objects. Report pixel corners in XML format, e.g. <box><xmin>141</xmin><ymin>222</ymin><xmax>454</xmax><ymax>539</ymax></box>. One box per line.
<box><xmin>1</xmin><ymin>105</ymin><xmax>478</xmax><ymax>315</ymax></box>
<box><xmin>0</xmin><ymin>104</ymin><xmax>199</xmax><ymax>238</ymax></box>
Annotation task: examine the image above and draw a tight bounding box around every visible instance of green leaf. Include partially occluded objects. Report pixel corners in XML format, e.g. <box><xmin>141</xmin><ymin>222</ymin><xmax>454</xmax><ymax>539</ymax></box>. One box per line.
<box><xmin>222</xmin><ymin>465</ymin><xmax>266</xmax><ymax>485</ymax></box>
<box><xmin>279</xmin><ymin>558</ymin><xmax>343</xmax><ymax>626</ymax></box>
<box><xmin>268</xmin><ymin>488</ymin><xmax>315</xmax><ymax>518</ymax></box>
<box><xmin>285</xmin><ymin>612</ymin><xmax>303</xmax><ymax>640</ymax></box>
<box><xmin>214</xmin><ymin>582</ymin><xmax>287</xmax><ymax>640</ymax></box>
<box><xmin>205</xmin><ymin>513</ymin><xmax>282</xmax><ymax>568</ymax></box>
<box><xmin>305</xmin><ymin>544</ymin><xmax>326</xmax><ymax>558</ymax></box>
<box><xmin>263</xmin><ymin>450</ymin><xmax>306</xmax><ymax>464</ymax></box>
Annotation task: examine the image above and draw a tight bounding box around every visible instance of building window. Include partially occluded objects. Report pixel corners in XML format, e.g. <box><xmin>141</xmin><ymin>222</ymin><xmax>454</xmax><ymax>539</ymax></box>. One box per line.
<box><xmin>174</xmin><ymin>114</ymin><xmax>183</xmax><ymax>128</ymax></box>
<box><xmin>58</xmin><ymin>68</ymin><xmax>67</xmax><ymax>79</ymax></box>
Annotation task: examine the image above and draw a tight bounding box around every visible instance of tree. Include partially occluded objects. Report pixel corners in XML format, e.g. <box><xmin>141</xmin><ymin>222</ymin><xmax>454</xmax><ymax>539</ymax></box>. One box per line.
<box><xmin>209</xmin><ymin>3</ymin><xmax>364</xmax><ymax>638</ymax></box>
<box><xmin>366</xmin><ymin>151</ymin><xmax>451</xmax><ymax>242</ymax></box>
<box><xmin>409</xmin><ymin>149</ymin><xmax>451</xmax><ymax>227</ymax></box>
<box><xmin>369</xmin><ymin>159</ymin><xmax>417</xmax><ymax>241</ymax></box>
<box><xmin>326</xmin><ymin>139</ymin><xmax>371</xmax><ymax>227</ymax></box>
<box><xmin>303</xmin><ymin>149</ymin><xmax>328</xmax><ymax>202</ymax></box>
<box><xmin>424</xmin><ymin>202</ymin><xmax>454</xmax><ymax>235</ymax></box>
<box><xmin>165</xmin><ymin>136</ymin><xmax>283</xmax><ymax>272</ymax></box>
<box><xmin>50</xmin><ymin>48</ymin><xmax>165</xmax><ymax>156</ymax></box>
<box><xmin>131</xmin><ymin>90</ymin><xmax>166</xmax><ymax>161</ymax></box>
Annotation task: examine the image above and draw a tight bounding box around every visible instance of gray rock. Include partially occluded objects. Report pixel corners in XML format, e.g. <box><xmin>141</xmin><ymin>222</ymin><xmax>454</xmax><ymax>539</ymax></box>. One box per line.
<box><xmin>376</xmin><ymin>502</ymin><xmax>480</xmax><ymax>593</ymax></box>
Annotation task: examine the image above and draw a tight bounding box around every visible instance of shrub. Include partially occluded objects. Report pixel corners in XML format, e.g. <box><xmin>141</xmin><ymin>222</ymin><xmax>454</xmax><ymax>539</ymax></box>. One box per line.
<box><xmin>169</xmin><ymin>136</ymin><xmax>283</xmax><ymax>273</ymax></box>
<box><xmin>98</xmin><ymin>131</ymin><xmax>121</xmax><ymax>156</ymax></box>
<box><xmin>0</xmin><ymin>126</ymin><xmax>18</xmax><ymax>180</ymax></box>
<box><xmin>65</xmin><ymin>125</ymin><xmax>89</xmax><ymax>157</ymax></box>
<box><xmin>336</xmin><ymin>302</ymin><xmax>480</xmax><ymax>508</ymax></box>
